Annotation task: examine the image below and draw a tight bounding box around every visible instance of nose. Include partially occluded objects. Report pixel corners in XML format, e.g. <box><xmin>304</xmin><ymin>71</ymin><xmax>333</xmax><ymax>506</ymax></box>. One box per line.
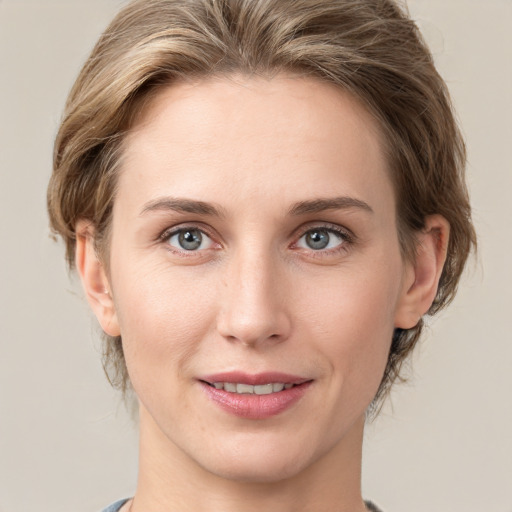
<box><xmin>216</xmin><ymin>247</ymin><xmax>292</xmax><ymax>348</ymax></box>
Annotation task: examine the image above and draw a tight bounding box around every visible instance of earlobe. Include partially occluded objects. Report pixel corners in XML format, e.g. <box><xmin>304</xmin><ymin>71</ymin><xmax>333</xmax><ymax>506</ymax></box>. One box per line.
<box><xmin>75</xmin><ymin>220</ymin><xmax>120</xmax><ymax>337</ymax></box>
<box><xmin>394</xmin><ymin>215</ymin><xmax>450</xmax><ymax>329</ymax></box>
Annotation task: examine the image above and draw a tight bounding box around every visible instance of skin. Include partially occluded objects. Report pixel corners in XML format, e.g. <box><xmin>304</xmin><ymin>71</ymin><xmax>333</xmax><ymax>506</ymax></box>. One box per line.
<box><xmin>76</xmin><ymin>75</ymin><xmax>449</xmax><ymax>512</ymax></box>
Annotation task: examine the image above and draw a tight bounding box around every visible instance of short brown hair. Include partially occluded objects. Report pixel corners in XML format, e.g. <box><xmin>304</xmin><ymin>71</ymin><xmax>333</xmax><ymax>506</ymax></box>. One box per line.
<box><xmin>47</xmin><ymin>0</ymin><xmax>476</xmax><ymax>405</ymax></box>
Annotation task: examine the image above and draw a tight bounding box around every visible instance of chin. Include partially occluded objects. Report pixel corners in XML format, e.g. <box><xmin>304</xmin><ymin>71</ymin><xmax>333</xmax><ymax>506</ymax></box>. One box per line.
<box><xmin>191</xmin><ymin>432</ymin><xmax>327</xmax><ymax>484</ymax></box>
<box><xmin>203</xmin><ymin>453</ymin><xmax>310</xmax><ymax>484</ymax></box>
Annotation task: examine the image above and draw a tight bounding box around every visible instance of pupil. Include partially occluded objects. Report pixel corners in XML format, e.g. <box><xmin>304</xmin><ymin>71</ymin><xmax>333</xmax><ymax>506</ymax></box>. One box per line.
<box><xmin>179</xmin><ymin>230</ymin><xmax>202</xmax><ymax>250</ymax></box>
<box><xmin>306</xmin><ymin>230</ymin><xmax>329</xmax><ymax>250</ymax></box>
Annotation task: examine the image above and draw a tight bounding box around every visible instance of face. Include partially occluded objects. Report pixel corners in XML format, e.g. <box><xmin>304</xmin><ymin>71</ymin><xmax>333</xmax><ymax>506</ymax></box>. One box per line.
<box><xmin>89</xmin><ymin>75</ymin><xmax>419</xmax><ymax>483</ymax></box>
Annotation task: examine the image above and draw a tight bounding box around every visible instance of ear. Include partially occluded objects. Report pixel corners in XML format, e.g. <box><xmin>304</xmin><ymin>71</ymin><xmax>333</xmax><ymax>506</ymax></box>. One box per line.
<box><xmin>75</xmin><ymin>220</ymin><xmax>120</xmax><ymax>337</ymax></box>
<box><xmin>394</xmin><ymin>215</ymin><xmax>450</xmax><ymax>329</ymax></box>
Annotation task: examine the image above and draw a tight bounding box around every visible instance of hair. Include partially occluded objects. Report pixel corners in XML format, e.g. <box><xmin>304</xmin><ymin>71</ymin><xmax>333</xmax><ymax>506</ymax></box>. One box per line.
<box><xmin>47</xmin><ymin>0</ymin><xmax>476</xmax><ymax>407</ymax></box>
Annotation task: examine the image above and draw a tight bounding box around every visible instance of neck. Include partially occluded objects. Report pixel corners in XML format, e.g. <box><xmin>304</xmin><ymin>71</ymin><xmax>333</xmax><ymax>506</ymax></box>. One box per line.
<box><xmin>130</xmin><ymin>405</ymin><xmax>368</xmax><ymax>512</ymax></box>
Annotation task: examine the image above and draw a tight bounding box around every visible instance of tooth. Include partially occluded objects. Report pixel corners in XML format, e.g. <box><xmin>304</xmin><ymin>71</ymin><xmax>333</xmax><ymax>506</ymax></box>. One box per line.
<box><xmin>212</xmin><ymin>382</ymin><xmax>293</xmax><ymax>394</ymax></box>
<box><xmin>236</xmin><ymin>383</ymin><xmax>254</xmax><ymax>394</ymax></box>
<box><xmin>254</xmin><ymin>384</ymin><xmax>274</xmax><ymax>395</ymax></box>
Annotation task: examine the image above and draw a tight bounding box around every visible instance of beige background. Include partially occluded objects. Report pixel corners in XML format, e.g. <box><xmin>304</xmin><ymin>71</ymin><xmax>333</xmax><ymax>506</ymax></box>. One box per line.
<box><xmin>0</xmin><ymin>1</ymin><xmax>510</xmax><ymax>511</ymax></box>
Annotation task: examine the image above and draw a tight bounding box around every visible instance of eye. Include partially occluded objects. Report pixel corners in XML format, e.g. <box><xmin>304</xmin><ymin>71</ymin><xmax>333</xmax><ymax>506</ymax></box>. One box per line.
<box><xmin>296</xmin><ymin>228</ymin><xmax>347</xmax><ymax>251</ymax></box>
<box><xmin>167</xmin><ymin>228</ymin><xmax>214</xmax><ymax>251</ymax></box>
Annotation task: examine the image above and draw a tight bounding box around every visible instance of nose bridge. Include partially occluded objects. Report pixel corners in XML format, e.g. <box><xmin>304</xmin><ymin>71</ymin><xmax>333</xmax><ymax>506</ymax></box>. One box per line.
<box><xmin>217</xmin><ymin>241</ymin><xmax>290</xmax><ymax>346</ymax></box>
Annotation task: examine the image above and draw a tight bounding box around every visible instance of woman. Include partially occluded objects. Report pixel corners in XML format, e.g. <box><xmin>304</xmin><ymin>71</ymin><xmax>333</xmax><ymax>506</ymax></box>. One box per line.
<box><xmin>47</xmin><ymin>0</ymin><xmax>476</xmax><ymax>511</ymax></box>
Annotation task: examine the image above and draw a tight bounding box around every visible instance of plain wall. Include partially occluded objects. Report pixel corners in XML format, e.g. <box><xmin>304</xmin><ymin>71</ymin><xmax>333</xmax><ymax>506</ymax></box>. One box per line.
<box><xmin>0</xmin><ymin>1</ymin><xmax>510</xmax><ymax>511</ymax></box>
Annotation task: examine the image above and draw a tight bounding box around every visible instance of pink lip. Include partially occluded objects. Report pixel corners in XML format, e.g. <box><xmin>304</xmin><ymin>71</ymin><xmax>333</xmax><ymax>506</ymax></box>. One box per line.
<box><xmin>200</xmin><ymin>371</ymin><xmax>310</xmax><ymax>386</ymax></box>
<box><xmin>198</xmin><ymin>372</ymin><xmax>313</xmax><ymax>420</ymax></box>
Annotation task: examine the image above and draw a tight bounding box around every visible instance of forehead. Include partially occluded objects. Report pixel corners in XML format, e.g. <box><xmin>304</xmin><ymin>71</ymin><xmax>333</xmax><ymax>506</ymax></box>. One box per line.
<box><xmin>119</xmin><ymin>74</ymin><xmax>393</xmax><ymax>217</ymax></box>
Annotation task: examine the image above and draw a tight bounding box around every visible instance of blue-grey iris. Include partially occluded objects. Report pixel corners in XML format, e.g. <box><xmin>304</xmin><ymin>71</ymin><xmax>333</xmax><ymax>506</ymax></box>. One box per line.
<box><xmin>179</xmin><ymin>229</ymin><xmax>203</xmax><ymax>250</ymax></box>
<box><xmin>305</xmin><ymin>230</ymin><xmax>330</xmax><ymax>250</ymax></box>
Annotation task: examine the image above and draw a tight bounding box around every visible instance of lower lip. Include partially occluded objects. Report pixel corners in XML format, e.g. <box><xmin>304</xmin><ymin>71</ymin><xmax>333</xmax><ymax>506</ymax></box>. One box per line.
<box><xmin>200</xmin><ymin>382</ymin><xmax>312</xmax><ymax>420</ymax></box>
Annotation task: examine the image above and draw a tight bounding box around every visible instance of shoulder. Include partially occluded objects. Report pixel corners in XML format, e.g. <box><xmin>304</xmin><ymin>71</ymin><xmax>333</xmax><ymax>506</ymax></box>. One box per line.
<box><xmin>99</xmin><ymin>498</ymin><xmax>130</xmax><ymax>512</ymax></box>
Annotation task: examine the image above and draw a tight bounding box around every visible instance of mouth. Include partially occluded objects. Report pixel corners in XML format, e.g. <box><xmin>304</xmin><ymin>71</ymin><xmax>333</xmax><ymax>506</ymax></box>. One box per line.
<box><xmin>198</xmin><ymin>372</ymin><xmax>313</xmax><ymax>419</ymax></box>
<box><xmin>201</xmin><ymin>381</ymin><xmax>301</xmax><ymax>395</ymax></box>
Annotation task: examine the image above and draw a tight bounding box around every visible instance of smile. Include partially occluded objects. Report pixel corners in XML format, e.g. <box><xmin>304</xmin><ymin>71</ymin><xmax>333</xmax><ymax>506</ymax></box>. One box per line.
<box><xmin>206</xmin><ymin>382</ymin><xmax>296</xmax><ymax>394</ymax></box>
<box><xmin>199</xmin><ymin>373</ymin><xmax>313</xmax><ymax>419</ymax></box>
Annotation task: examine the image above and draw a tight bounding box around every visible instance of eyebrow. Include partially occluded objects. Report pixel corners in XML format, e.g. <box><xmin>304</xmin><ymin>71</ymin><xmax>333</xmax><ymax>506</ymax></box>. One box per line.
<box><xmin>140</xmin><ymin>197</ymin><xmax>225</xmax><ymax>217</ymax></box>
<box><xmin>139</xmin><ymin>195</ymin><xmax>373</xmax><ymax>218</ymax></box>
<box><xmin>288</xmin><ymin>196</ymin><xmax>374</xmax><ymax>216</ymax></box>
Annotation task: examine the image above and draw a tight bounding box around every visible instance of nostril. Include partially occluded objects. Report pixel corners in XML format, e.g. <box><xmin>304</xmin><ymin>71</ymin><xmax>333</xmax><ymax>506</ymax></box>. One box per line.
<box><xmin>216</xmin><ymin>295</ymin><xmax>292</xmax><ymax>346</ymax></box>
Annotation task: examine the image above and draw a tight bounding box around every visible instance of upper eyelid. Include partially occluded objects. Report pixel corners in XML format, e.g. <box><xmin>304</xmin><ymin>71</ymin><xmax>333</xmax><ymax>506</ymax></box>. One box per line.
<box><xmin>293</xmin><ymin>222</ymin><xmax>354</xmax><ymax>241</ymax></box>
<box><xmin>158</xmin><ymin>223</ymin><xmax>216</xmax><ymax>242</ymax></box>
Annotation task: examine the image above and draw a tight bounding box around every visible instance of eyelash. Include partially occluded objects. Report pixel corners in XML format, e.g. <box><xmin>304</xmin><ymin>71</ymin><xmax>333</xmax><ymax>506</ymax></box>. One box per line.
<box><xmin>158</xmin><ymin>224</ymin><xmax>219</xmax><ymax>258</ymax></box>
<box><xmin>292</xmin><ymin>223</ymin><xmax>356</xmax><ymax>258</ymax></box>
<box><xmin>157</xmin><ymin>223</ymin><xmax>355</xmax><ymax>258</ymax></box>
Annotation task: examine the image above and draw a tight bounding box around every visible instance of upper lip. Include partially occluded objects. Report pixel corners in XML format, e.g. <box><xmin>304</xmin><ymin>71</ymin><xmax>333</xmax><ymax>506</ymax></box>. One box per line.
<box><xmin>199</xmin><ymin>372</ymin><xmax>311</xmax><ymax>386</ymax></box>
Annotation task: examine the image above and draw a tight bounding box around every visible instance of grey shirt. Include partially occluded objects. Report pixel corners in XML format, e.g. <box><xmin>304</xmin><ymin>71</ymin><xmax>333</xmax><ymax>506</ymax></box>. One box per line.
<box><xmin>101</xmin><ymin>498</ymin><xmax>383</xmax><ymax>511</ymax></box>
<box><xmin>101</xmin><ymin>499</ymin><xmax>129</xmax><ymax>512</ymax></box>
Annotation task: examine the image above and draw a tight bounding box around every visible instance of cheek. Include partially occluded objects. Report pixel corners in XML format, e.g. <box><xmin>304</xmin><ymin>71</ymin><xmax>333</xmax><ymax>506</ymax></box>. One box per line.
<box><xmin>299</xmin><ymin>261</ymin><xmax>402</xmax><ymax>394</ymax></box>
<box><xmin>110</xmin><ymin>261</ymin><xmax>219</xmax><ymax>387</ymax></box>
